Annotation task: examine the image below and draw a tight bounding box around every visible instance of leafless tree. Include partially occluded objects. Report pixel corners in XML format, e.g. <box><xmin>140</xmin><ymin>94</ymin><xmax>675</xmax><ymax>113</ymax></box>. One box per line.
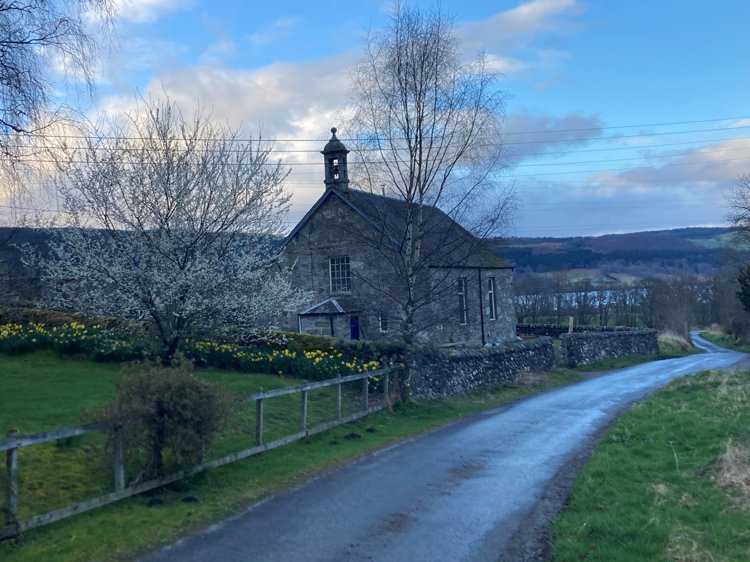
<box><xmin>595</xmin><ymin>286</ymin><xmax>612</xmax><ymax>327</ymax></box>
<box><xmin>33</xmin><ymin>97</ymin><xmax>306</xmax><ymax>358</ymax></box>
<box><xmin>0</xmin><ymin>0</ymin><xmax>116</xmax><ymax>225</ymax></box>
<box><xmin>572</xmin><ymin>279</ymin><xmax>594</xmax><ymax>325</ymax></box>
<box><xmin>346</xmin><ymin>2</ymin><xmax>515</xmax><ymax>343</ymax></box>
<box><xmin>514</xmin><ymin>275</ymin><xmax>551</xmax><ymax>324</ymax></box>
<box><xmin>549</xmin><ymin>271</ymin><xmax>570</xmax><ymax>324</ymax></box>
<box><xmin>728</xmin><ymin>171</ymin><xmax>750</xmax><ymax>244</ymax></box>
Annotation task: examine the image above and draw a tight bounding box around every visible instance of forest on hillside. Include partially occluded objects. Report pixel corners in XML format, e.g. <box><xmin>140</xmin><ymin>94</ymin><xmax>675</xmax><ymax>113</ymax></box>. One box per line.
<box><xmin>489</xmin><ymin>227</ymin><xmax>736</xmax><ymax>280</ymax></box>
<box><xmin>500</xmin><ymin>228</ymin><xmax>750</xmax><ymax>341</ymax></box>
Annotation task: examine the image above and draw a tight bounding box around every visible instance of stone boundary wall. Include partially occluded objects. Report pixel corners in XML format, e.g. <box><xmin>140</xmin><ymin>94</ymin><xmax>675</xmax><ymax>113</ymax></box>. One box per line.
<box><xmin>409</xmin><ymin>337</ymin><xmax>555</xmax><ymax>400</ymax></box>
<box><xmin>517</xmin><ymin>323</ymin><xmax>633</xmax><ymax>338</ymax></box>
<box><xmin>560</xmin><ymin>329</ymin><xmax>659</xmax><ymax>368</ymax></box>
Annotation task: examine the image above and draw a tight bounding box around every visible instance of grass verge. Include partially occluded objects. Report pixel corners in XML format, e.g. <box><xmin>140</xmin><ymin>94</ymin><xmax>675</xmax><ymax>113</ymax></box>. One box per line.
<box><xmin>0</xmin><ymin>347</ymin><xmax>682</xmax><ymax>562</ymax></box>
<box><xmin>700</xmin><ymin>330</ymin><xmax>750</xmax><ymax>353</ymax></box>
<box><xmin>551</xmin><ymin>369</ymin><xmax>750</xmax><ymax>561</ymax></box>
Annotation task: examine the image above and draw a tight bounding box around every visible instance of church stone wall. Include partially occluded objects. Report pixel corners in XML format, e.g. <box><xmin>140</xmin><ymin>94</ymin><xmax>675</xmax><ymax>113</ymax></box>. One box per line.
<box><xmin>279</xmin><ymin>194</ymin><xmax>516</xmax><ymax>345</ymax></box>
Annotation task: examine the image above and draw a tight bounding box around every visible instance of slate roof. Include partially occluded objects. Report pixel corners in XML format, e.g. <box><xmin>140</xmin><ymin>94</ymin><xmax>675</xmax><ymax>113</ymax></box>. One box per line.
<box><xmin>283</xmin><ymin>187</ymin><xmax>509</xmax><ymax>269</ymax></box>
<box><xmin>299</xmin><ymin>297</ymin><xmax>359</xmax><ymax>315</ymax></box>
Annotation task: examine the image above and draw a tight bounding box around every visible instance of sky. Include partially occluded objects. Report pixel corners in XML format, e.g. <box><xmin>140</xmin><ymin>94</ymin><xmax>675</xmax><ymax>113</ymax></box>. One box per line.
<box><xmin>63</xmin><ymin>0</ymin><xmax>750</xmax><ymax>237</ymax></box>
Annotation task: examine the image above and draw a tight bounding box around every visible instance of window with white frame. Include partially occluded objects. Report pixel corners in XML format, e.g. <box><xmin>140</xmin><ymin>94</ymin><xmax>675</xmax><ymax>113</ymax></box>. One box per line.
<box><xmin>487</xmin><ymin>277</ymin><xmax>497</xmax><ymax>320</ymax></box>
<box><xmin>457</xmin><ymin>277</ymin><xmax>468</xmax><ymax>325</ymax></box>
<box><xmin>379</xmin><ymin>313</ymin><xmax>389</xmax><ymax>333</ymax></box>
<box><xmin>329</xmin><ymin>256</ymin><xmax>351</xmax><ymax>292</ymax></box>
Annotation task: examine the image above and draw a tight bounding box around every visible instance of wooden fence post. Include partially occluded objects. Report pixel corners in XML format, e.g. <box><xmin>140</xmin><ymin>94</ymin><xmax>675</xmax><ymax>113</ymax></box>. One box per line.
<box><xmin>336</xmin><ymin>375</ymin><xmax>342</xmax><ymax>421</ymax></box>
<box><xmin>300</xmin><ymin>390</ymin><xmax>308</xmax><ymax>433</ymax></box>
<box><xmin>5</xmin><ymin>429</ymin><xmax>18</xmax><ymax>526</ymax></box>
<box><xmin>255</xmin><ymin>394</ymin><xmax>264</xmax><ymax>447</ymax></box>
<box><xmin>383</xmin><ymin>371</ymin><xmax>390</xmax><ymax>407</ymax></box>
<box><xmin>112</xmin><ymin>423</ymin><xmax>125</xmax><ymax>492</ymax></box>
<box><xmin>363</xmin><ymin>378</ymin><xmax>369</xmax><ymax>411</ymax></box>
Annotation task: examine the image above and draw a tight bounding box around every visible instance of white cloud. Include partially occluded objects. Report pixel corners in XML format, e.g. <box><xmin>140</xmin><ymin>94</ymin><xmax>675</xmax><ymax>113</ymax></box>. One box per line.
<box><xmin>97</xmin><ymin>36</ymin><xmax>188</xmax><ymax>90</ymax></box>
<box><xmin>200</xmin><ymin>36</ymin><xmax>237</xmax><ymax>65</ymax></box>
<box><xmin>590</xmin><ymin>137</ymin><xmax>750</xmax><ymax>189</ymax></box>
<box><xmin>504</xmin><ymin>110</ymin><xmax>604</xmax><ymax>161</ymax></box>
<box><xmin>113</xmin><ymin>0</ymin><xmax>193</xmax><ymax>23</ymax></box>
<box><xmin>93</xmin><ymin>52</ymin><xmax>356</xmax><ymax>229</ymax></box>
<box><xmin>508</xmin><ymin>136</ymin><xmax>749</xmax><ymax>236</ymax></box>
<box><xmin>247</xmin><ymin>17</ymin><xmax>301</xmax><ymax>46</ymax></box>
<box><xmin>459</xmin><ymin>0</ymin><xmax>582</xmax><ymax>54</ymax></box>
<box><xmin>485</xmin><ymin>54</ymin><xmax>529</xmax><ymax>76</ymax></box>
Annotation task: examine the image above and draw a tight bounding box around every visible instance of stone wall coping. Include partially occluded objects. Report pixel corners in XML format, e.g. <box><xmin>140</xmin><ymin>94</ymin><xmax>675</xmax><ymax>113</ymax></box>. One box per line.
<box><xmin>560</xmin><ymin>329</ymin><xmax>657</xmax><ymax>340</ymax></box>
<box><xmin>517</xmin><ymin>323</ymin><xmax>649</xmax><ymax>332</ymax></box>
<box><xmin>415</xmin><ymin>337</ymin><xmax>552</xmax><ymax>361</ymax></box>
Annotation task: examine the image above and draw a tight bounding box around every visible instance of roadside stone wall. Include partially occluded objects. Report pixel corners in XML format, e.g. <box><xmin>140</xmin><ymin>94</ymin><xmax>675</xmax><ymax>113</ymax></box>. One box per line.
<box><xmin>517</xmin><ymin>323</ymin><xmax>633</xmax><ymax>338</ymax></box>
<box><xmin>408</xmin><ymin>337</ymin><xmax>555</xmax><ymax>400</ymax></box>
<box><xmin>560</xmin><ymin>329</ymin><xmax>658</xmax><ymax>368</ymax></box>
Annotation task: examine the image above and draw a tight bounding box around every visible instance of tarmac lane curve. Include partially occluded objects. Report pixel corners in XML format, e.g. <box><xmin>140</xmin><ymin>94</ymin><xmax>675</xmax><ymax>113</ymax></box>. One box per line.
<box><xmin>141</xmin><ymin>332</ymin><xmax>746</xmax><ymax>562</ymax></box>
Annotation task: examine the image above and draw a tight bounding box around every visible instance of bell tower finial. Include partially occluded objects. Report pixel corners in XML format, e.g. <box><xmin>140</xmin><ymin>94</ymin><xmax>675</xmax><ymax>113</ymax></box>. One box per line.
<box><xmin>321</xmin><ymin>126</ymin><xmax>350</xmax><ymax>193</ymax></box>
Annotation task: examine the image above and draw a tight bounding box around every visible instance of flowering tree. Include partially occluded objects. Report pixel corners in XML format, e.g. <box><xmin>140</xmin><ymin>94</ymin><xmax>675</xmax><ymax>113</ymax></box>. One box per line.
<box><xmin>38</xmin><ymin>98</ymin><xmax>305</xmax><ymax>358</ymax></box>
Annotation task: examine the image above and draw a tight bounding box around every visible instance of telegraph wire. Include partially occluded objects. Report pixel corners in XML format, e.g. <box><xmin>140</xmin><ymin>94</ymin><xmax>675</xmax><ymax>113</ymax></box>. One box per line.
<box><xmin>11</xmin><ymin>150</ymin><xmax>750</xmax><ymax>174</ymax></box>
<box><xmin>10</xmin><ymin>115</ymin><xmax>750</xmax><ymax>144</ymax></box>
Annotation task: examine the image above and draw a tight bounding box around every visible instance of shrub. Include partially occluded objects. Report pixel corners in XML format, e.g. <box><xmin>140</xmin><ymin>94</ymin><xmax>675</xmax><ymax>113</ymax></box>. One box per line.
<box><xmin>98</xmin><ymin>358</ymin><xmax>236</xmax><ymax>481</ymax></box>
<box><xmin>0</xmin><ymin>306</ymin><xmax>85</xmax><ymax>327</ymax></box>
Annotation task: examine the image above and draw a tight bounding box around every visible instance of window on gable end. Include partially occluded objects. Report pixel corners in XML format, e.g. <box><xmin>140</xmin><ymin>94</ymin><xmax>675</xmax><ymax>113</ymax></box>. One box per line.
<box><xmin>329</xmin><ymin>256</ymin><xmax>351</xmax><ymax>293</ymax></box>
<box><xmin>488</xmin><ymin>277</ymin><xmax>497</xmax><ymax>320</ymax></box>
<box><xmin>379</xmin><ymin>313</ymin><xmax>389</xmax><ymax>333</ymax></box>
<box><xmin>457</xmin><ymin>277</ymin><xmax>468</xmax><ymax>325</ymax></box>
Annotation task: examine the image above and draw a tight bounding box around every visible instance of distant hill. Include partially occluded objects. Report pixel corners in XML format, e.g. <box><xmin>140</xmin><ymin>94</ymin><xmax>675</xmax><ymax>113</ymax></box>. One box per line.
<box><xmin>489</xmin><ymin>227</ymin><xmax>739</xmax><ymax>282</ymax></box>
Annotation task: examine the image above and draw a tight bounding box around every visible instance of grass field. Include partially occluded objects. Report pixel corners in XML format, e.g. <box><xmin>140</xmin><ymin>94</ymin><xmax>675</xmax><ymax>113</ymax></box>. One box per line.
<box><xmin>0</xmin><ymin>351</ymin><xmax>373</xmax><ymax>519</ymax></box>
<box><xmin>0</xmin><ymin>350</ymin><xmax>589</xmax><ymax>561</ymax></box>
<box><xmin>552</xmin><ymin>369</ymin><xmax>750</xmax><ymax>561</ymax></box>
<box><xmin>0</xmin><ymin>344</ymin><xmax>694</xmax><ymax>562</ymax></box>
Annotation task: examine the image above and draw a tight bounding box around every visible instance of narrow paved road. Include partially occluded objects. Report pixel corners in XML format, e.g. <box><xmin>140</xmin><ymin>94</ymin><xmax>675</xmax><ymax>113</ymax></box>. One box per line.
<box><xmin>142</xmin><ymin>334</ymin><xmax>745</xmax><ymax>562</ymax></box>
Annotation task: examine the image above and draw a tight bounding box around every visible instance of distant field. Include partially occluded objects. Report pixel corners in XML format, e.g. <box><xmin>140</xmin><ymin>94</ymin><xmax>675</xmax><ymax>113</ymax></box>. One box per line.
<box><xmin>688</xmin><ymin>231</ymin><xmax>743</xmax><ymax>250</ymax></box>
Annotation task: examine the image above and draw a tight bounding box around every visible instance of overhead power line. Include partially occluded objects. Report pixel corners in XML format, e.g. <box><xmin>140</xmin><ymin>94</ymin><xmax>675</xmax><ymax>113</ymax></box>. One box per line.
<box><xmin>13</xmin><ymin>115</ymin><xmax>750</xmax><ymax>144</ymax></box>
<box><xmin>13</xmin><ymin>146</ymin><xmax>750</xmax><ymax>174</ymax></box>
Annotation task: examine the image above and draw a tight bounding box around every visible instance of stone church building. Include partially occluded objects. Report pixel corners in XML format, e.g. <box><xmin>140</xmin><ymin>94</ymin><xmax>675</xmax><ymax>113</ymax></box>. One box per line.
<box><xmin>278</xmin><ymin>128</ymin><xmax>516</xmax><ymax>345</ymax></box>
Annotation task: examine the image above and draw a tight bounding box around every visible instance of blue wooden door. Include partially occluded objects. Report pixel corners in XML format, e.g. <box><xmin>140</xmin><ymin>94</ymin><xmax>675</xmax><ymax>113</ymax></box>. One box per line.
<box><xmin>349</xmin><ymin>315</ymin><xmax>360</xmax><ymax>340</ymax></box>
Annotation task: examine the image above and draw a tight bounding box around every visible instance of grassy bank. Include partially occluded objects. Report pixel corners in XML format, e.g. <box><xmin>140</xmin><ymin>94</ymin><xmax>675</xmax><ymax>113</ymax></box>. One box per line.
<box><xmin>0</xmin><ymin>345</ymin><xmax>690</xmax><ymax>561</ymax></box>
<box><xmin>552</xmin><ymin>369</ymin><xmax>750</xmax><ymax>561</ymax></box>
<box><xmin>700</xmin><ymin>330</ymin><xmax>750</xmax><ymax>353</ymax></box>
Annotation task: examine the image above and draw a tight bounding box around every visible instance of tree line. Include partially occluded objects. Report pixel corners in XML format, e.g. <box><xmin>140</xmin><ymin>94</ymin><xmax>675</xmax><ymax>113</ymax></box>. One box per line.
<box><xmin>514</xmin><ymin>273</ymin><xmax>748</xmax><ymax>340</ymax></box>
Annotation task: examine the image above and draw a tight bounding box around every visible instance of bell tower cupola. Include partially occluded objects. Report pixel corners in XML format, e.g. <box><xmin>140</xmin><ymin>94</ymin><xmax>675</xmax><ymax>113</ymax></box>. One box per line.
<box><xmin>321</xmin><ymin>127</ymin><xmax>350</xmax><ymax>193</ymax></box>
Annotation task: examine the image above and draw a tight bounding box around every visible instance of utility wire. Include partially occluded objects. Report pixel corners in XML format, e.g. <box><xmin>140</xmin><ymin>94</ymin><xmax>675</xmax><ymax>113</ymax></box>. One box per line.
<box><xmin>11</xmin><ymin>115</ymin><xmax>750</xmax><ymax>144</ymax></box>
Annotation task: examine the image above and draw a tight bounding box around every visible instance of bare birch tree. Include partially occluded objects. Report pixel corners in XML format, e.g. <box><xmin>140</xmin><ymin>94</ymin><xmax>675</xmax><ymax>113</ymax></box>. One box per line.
<box><xmin>0</xmin><ymin>0</ymin><xmax>115</xmax><ymax>155</ymax></box>
<box><xmin>347</xmin><ymin>2</ymin><xmax>515</xmax><ymax>343</ymax></box>
<box><xmin>36</xmin><ymin>97</ymin><xmax>305</xmax><ymax>358</ymax></box>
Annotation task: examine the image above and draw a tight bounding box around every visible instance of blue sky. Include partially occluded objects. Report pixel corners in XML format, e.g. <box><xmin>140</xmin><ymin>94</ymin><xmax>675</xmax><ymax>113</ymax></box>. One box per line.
<box><xmin>83</xmin><ymin>0</ymin><xmax>750</xmax><ymax>237</ymax></box>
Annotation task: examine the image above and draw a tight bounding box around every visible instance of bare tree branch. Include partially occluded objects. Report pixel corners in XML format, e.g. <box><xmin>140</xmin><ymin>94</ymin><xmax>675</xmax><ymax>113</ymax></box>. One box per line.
<box><xmin>346</xmin><ymin>2</ymin><xmax>516</xmax><ymax>343</ymax></box>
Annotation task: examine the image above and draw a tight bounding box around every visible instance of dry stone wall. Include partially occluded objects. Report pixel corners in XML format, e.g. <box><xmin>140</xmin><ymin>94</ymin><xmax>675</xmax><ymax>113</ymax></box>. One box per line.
<box><xmin>517</xmin><ymin>323</ymin><xmax>633</xmax><ymax>338</ymax></box>
<box><xmin>560</xmin><ymin>329</ymin><xmax>658</xmax><ymax>368</ymax></box>
<box><xmin>408</xmin><ymin>337</ymin><xmax>555</xmax><ymax>400</ymax></box>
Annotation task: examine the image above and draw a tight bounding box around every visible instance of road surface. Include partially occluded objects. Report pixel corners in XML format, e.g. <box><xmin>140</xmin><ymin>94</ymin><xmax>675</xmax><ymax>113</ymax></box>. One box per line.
<box><xmin>142</xmin><ymin>333</ymin><xmax>745</xmax><ymax>562</ymax></box>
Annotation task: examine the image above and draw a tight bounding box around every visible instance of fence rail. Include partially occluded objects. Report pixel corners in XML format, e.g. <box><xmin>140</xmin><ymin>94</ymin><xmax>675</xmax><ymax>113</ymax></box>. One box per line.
<box><xmin>1</xmin><ymin>367</ymin><xmax>397</xmax><ymax>541</ymax></box>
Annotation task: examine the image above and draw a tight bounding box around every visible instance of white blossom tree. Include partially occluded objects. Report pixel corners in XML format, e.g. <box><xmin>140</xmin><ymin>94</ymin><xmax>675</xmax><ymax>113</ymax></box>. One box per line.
<box><xmin>38</xmin><ymin>97</ymin><xmax>305</xmax><ymax>358</ymax></box>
